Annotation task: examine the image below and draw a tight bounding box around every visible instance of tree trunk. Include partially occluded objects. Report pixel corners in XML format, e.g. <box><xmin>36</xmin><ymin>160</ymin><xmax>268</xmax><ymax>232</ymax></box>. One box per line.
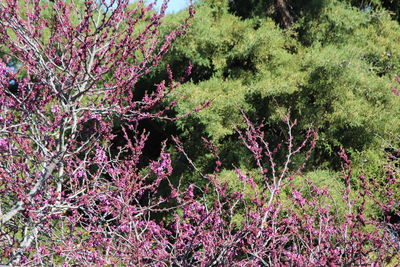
<box><xmin>275</xmin><ymin>0</ymin><xmax>295</xmax><ymax>28</ymax></box>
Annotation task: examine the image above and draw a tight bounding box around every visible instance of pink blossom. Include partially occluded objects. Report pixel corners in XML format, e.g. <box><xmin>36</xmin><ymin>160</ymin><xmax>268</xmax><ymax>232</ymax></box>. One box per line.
<box><xmin>51</xmin><ymin>105</ymin><xmax>60</xmax><ymax>114</ymax></box>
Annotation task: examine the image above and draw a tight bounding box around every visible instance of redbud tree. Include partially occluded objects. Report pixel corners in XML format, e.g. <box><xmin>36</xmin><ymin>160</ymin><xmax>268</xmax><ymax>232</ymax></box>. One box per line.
<box><xmin>0</xmin><ymin>0</ymin><xmax>398</xmax><ymax>265</ymax></box>
<box><xmin>0</xmin><ymin>0</ymin><xmax>194</xmax><ymax>264</ymax></box>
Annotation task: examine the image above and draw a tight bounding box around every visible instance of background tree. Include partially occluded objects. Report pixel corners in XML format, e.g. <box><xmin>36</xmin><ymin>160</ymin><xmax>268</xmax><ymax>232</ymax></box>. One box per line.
<box><xmin>143</xmin><ymin>0</ymin><xmax>400</xmax><ymax>194</ymax></box>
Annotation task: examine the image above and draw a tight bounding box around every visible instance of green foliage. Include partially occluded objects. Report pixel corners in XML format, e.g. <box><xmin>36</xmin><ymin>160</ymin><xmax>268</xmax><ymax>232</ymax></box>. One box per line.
<box><xmin>172</xmin><ymin>78</ymin><xmax>248</xmax><ymax>140</ymax></box>
<box><xmin>297</xmin><ymin>45</ymin><xmax>399</xmax><ymax>141</ymax></box>
<box><xmin>279</xmin><ymin>170</ymin><xmax>348</xmax><ymax>218</ymax></box>
<box><xmin>156</xmin><ymin>0</ymin><xmax>400</xmax><ymax>173</ymax></box>
<box><xmin>298</xmin><ymin>1</ymin><xmax>400</xmax><ymax>75</ymax></box>
<box><xmin>165</xmin><ymin>4</ymin><xmax>300</xmax><ymax>141</ymax></box>
<box><xmin>297</xmin><ymin>1</ymin><xmax>370</xmax><ymax>45</ymax></box>
<box><xmin>348</xmin><ymin>0</ymin><xmax>400</xmax><ymax>21</ymax></box>
<box><xmin>219</xmin><ymin>169</ymin><xmax>262</xmax><ymax>195</ymax></box>
<box><xmin>135</xmin><ymin>0</ymin><xmax>400</xmax><ymax>221</ymax></box>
